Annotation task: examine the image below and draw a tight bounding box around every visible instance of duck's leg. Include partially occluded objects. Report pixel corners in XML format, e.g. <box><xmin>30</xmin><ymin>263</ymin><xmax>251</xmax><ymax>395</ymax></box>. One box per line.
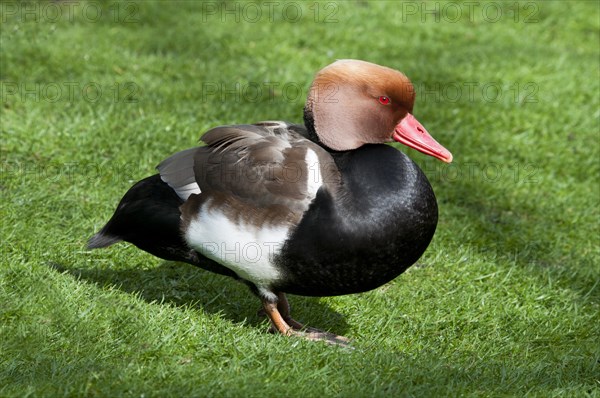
<box><xmin>275</xmin><ymin>293</ymin><xmax>304</xmax><ymax>330</ymax></box>
<box><xmin>262</xmin><ymin>300</ymin><xmax>294</xmax><ymax>335</ymax></box>
<box><xmin>261</xmin><ymin>294</ymin><xmax>351</xmax><ymax>347</ymax></box>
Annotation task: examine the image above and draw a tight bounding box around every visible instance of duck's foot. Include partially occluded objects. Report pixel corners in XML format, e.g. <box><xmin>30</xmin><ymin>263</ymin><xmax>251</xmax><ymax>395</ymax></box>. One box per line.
<box><xmin>274</xmin><ymin>325</ymin><xmax>352</xmax><ymax>347</ymax></box>
<box><xmin>261</xmin><ymin>293</ymin><xmax>351</xmax><ymax>347</ymax></box>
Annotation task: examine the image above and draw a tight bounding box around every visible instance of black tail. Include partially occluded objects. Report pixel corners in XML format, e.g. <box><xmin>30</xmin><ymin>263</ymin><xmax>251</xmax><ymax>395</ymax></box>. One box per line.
<box><xmin>87</xmin><ymin>174</ymin><xmax>189</xmax><ymax>261</ymax></box>
<box><xmin>88</xmin><ymin>174</ymin><xmax>237</xmax><ymax>278</ymax></box>
<box><xmin>87</xmin><ymin>231</ymin><xmax>122</xmax><ymax>249</ymax></box>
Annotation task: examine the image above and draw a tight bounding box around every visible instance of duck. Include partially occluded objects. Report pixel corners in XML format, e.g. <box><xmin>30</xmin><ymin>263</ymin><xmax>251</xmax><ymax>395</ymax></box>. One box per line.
<box><xmin>88</xmin><ymin>59</ymin><xmax>452</xmax><ymax>345</ymax></box>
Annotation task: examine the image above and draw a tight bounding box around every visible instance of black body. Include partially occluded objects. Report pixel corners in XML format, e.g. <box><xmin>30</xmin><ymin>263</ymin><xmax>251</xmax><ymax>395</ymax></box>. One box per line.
<box><xmin>276</xmin><ymin>144</ymin><xmax>437</xmax><ymax>296</ymax></box>
<box><xmin>89</xmin><ymin>144</ymin><xmax>437</xmax><ymax>297</ymax></box>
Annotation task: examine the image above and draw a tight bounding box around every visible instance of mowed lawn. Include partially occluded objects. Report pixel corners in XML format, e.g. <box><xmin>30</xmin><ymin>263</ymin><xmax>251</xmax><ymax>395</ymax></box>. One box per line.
<box><xmin>1</xmin><ymin>1</ymin><xmax>598</xmax><ymax>396</ymax></box>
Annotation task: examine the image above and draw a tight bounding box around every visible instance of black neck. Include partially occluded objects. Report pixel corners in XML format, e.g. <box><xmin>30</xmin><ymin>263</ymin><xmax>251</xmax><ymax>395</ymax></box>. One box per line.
<box><xmin>302</xmin><ymin>105</ymin><xmax>320</xmax><ymax>145</ymax></box>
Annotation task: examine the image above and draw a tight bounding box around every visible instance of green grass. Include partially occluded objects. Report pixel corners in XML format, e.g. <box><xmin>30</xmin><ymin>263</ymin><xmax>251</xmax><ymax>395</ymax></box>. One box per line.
<box><xmin>1</xmin><ymin>0</ymin><xmax>599</xmax><ymax>396</ymax></box>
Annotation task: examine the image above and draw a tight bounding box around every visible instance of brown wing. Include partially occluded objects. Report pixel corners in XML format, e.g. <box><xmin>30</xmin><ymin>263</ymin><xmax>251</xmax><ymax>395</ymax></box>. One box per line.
<box><xmin>158</xmin><ymin>121</ymin><xmax>340</xmax><ymax>217</ymax></box>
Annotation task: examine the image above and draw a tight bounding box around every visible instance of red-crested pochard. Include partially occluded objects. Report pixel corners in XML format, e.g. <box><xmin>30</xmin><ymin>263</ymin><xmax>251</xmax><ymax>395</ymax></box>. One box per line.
<box><xmin>88</xmin><ymin>60</ymin><xmax>452</xmax><ymax>345</ymax></box>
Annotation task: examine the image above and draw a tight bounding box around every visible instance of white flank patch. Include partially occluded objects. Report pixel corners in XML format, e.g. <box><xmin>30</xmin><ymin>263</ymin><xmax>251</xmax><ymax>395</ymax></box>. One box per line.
<box><xmin>305</xmin><ymin>148</ymin><xmax>323</xmax><ymax>198</ymax></box>
<box><xmin>184</xmin><ymin>207</ymin><xmax>288</xmax><ymax>295</ymax></box>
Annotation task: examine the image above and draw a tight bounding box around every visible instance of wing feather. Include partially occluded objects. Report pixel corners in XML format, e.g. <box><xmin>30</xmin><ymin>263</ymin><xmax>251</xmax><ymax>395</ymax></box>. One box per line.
<box><xmin>158</xmin><ymin>121</ymin><xmax>340</xmax><ymax>217</ymax></box>
<box><xmin>157</xmin><ymin>147</ymin><xmax>200</xmax><ymax>200</ymax></box>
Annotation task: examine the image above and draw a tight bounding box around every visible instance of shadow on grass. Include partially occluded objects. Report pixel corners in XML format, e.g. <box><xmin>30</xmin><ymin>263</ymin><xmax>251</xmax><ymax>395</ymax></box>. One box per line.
<box><xmin>47</xmin><ymin>260</ymin><xmax>350</xmax><ymax>334</ymax></box>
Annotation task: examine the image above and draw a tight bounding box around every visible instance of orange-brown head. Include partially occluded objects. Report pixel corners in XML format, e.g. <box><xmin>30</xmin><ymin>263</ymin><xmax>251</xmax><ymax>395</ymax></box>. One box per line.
<box><xmin>305</xmin><ymin>59</ymin><xmax>452</xmax><ymax>162</ymax></box>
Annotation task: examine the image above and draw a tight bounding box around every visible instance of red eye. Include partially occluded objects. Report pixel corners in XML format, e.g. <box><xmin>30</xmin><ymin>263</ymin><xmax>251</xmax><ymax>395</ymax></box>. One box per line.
<box><xmin>378</xmin><ymin>96</ymin><xmax>391</xmax><ymax>105</ymax></box>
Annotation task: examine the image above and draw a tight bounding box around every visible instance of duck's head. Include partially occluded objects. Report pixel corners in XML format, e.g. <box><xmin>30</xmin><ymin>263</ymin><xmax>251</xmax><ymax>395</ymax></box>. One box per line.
<box><xmin>304</xmin><ymin>59</ymin><xmax>452</xmax><ymax>163</ymax></box>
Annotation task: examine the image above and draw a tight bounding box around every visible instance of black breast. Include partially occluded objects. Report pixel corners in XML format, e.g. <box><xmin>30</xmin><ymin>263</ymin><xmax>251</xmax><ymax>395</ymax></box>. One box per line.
<box><xmin>276</xmin><ymin>144</ymin><xmax>438</xmax><ymax>296</ymax></box>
